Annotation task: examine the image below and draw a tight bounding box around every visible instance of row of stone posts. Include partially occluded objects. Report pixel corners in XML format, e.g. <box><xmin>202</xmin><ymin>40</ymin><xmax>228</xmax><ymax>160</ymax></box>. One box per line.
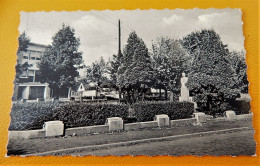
<box><xmin>42</xmin><ymin>110</ymin><xmax>238</xmax><ymax>137</ymax></box>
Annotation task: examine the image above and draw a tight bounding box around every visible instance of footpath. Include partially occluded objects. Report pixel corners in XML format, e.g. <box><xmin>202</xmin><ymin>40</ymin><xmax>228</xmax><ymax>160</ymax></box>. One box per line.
<box><xmin>7</xmin><ymin>119</ymin><xmax>253</xmax><ymax>156</ymax></box>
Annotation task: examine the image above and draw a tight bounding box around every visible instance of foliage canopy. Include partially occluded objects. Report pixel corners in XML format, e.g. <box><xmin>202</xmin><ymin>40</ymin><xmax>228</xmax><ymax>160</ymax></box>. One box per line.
<box><xmin>38</xmin><ymin>24</ymin><xmax>83</xmax><ymax>97</ymax></box>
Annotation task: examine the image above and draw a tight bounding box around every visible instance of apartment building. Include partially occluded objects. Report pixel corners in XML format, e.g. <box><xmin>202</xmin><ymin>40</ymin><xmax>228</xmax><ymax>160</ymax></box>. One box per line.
<box><xmin>13</xmin><ymin>43</ymin><xmax>51</xmax><ymax>101</ymax></box>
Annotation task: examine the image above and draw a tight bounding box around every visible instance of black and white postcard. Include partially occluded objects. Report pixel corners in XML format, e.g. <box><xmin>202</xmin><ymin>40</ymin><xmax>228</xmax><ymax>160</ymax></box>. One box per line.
<box><xmin>8</xmin><ymin>9</ymin><xmax>255</xmax><ymax>156</ymax></box>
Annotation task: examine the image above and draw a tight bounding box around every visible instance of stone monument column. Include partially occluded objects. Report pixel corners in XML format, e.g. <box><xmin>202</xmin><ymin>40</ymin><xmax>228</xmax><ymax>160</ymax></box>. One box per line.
<box><xmin>179</xmin><ymin>72</ymin><xmax>190</xmax><ymax>102</ymax></box>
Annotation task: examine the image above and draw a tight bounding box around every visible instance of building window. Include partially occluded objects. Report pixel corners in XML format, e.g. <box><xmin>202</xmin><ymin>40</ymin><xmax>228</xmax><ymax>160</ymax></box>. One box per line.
<box><xmin>20</xmin><ymin>70</ymin><xmax>28</xmax><ymax>78</ymax></box>
<box><xmin>28</xmin><ymin>70</ymin><xmax>35</xmax><ymax>76</ymax></box>
<box><xmin>36</xmin><ymin>57</ymin><xmax>41</xmax><ymax>61</ymax></box>
<box><xmin>23</xmin><ymin>56</ymin><xmax>29</xmax><ymax>59</ymax></box>
<box><xmin>31</xmin><ymin>57</ymin><xmax>36</xmax><ymax>60</ymax></box>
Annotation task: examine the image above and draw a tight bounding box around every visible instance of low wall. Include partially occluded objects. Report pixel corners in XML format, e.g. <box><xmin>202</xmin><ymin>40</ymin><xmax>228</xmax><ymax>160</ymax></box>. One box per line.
<box><xmin>140</xmin><ymin>121</ymin><xmax>158</xmax><ymax>128</ymax></box>
<box><xmin>124</xmin><ymin>122</ymin><xmax>142</xmax><ymax>131</ymax></box>
<box><xmin>9</xmin><ymin>129</ymin><xmax>45</xmax><ymax>140</ymax></box>
<box><xmin>124</xmin><ymin>121</ymin><xmax>158</xmax><ymax>131</ymax></box>
<box><xmin>170</xmin><ymin>118</ymin><xmax>196</xmax><ymax>127</ymax></box>
<box><xmin>8</xmin><ymin>113</ymin><xmax>253</xmax><ymax>140</ymax></box>
<box><xmin>236</xmin><ymin>114</ymin><xmax>253</xmax><ymax>120</ymax></box>
<box><xmin>65</xmin><ymin>125</ymin><xmax>109</xmax><ymax>136</ymax></box>
<box><xmin>207</xmin><ymin>113</ymin><xmax>253</xmax><ymax>123</ymax></box>
<box><xmin>206</xmin><ymin>117</ymin><xmax>226</xmax><ymax>123</ymax></box>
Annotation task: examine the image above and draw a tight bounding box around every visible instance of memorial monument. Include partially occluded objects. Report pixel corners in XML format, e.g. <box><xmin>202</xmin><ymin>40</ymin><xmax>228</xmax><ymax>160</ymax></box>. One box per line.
<box><xmin>179</xmin><ymin>72</ymin><xmax>190</xmax><ymax>102</ymax></box>
<box><xmin>179</xmin><ymin>73</ymin><xmax>198</xmax><ymax>111</ymax></box>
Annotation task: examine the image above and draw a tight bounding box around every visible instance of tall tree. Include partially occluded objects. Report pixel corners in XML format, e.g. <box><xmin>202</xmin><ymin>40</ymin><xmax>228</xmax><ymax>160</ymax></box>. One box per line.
<box><xmin>108</xmin><ymin>52</ymin><xmax>123</xmax><ymax>84</ymax></box>
<box><xmin>151</xmin><ymin>37</ymin><xmax>190</xmax><ymax>101</ymax></box>
<box><xmin>229</xmin><ymin>51</ymin><xmax>249</xmax><ymax>93</ymax></box>
<box><xmin>17</xmin><ymin>32</ymin><xmax>30</xmax><ymax>54</ymax></box>
<box><xmin>117</xmin><ymin>31</ymin><xmax>154</xmax><ymax>102</ymax></box>
<box><xmin>38</xmin><ymin>24</ymin><xmax>83</xmax><ymax>97</ymax></box>
<box><xmin>182</xmin><ymin>29</ymin><xmax>240</xmax><ymax>115</ymax></box>
<box><xmin>15</xmin><ymin>32</ymin><xmax>31</xmax><ymax>83</ymax></box>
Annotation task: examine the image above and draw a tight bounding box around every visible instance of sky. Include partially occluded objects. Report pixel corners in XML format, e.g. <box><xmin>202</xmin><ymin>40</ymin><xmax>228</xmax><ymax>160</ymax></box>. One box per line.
<box><xmin>19</xmin><ymin>9</ymin><xmax>244</xmax><ymax>73</ymax></box>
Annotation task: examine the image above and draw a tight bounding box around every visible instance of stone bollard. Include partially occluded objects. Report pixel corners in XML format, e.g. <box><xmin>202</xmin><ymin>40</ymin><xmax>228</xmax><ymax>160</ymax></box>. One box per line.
<box><xmin>44</xmin><ymin>121</ymin><xmax>64</xmax><ymax>137</ymax></box>
<box><xmin>155</xmin><ymin>114</ymin><xmax>170</xmax><ymax>127</ymax></box>
<box><xmin>225</xmin><ymin>110</ymin><xmax>236</xmax><ymax>120</ymax></box>
<box><xmin>106</xmin><ymin>117</ymin><xmax>123</xmax><ymax>132</ymax></box>
<box><xmin>193</xmin><ymin>112</ymin><xmax>206</xmax><ymax>123</ymax></box>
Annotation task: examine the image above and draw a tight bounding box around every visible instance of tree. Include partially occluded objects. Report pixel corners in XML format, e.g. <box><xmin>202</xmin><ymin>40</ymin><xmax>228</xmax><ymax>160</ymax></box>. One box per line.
<box><xmin>17</xmin><ymin>32</ymin><xmax>30</xmax><ymax>54</ymax></box>
<box><xmin>117</xmin><ymin>31</ymin><xmax>154</xmax><ymax>102</ymax></box>
<box><xmin>15</xmin><ymin>32</ymin><xmax>31</xmax><ymax>83</ymax></box>
<box><xmin>108</xmin><ymin>52</ymin><xmax>123</xmax><ymax>84</ymax></box>
<box><xmin>229</xmin><ymin>51</ymin><xmax>249</xmax><ymax>93</ymax></box>
<box><xmin>15</xmin><ymin>62</ymin><xmax>32</xmax><ymax>83</ymax></box>
<box><xmin>151</xmin><ymin>37</ymin><xmax>190</xmax><ymax>101</ymax></box>
<box><xmin>85</xmin><ymin>56</ymin><xmax>109</xmax><ymax>83</ymax></box>
<box><xmin>181</xmin><ymin>29</ymin><xmax>240</xmax><ymax>115</ymax></box>
<box><xmin>38</xmin><ymin>24</ymin><xmax>83</xmax><ymax>97</ymax></box>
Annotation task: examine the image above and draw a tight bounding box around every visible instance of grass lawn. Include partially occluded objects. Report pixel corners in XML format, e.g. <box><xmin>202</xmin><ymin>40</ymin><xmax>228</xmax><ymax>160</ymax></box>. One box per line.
<box><xmin>73</xmin><ymin>129</ymin><xmax>255</xmax><ymax>156</ymax></box>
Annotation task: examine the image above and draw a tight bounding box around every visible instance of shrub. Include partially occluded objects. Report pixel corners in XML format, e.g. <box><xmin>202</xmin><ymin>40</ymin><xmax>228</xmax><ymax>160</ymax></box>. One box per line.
<box><xmin>53</xmin><ymin>103</ymin><xmax>128</xmax><ymax>128</ymax></box>
<box><xmin>132</xmin><ymin>101</ymin><xmax>194</xmax><ymax>122</ymax></box>
<box><xmin>227</xmin><ymin>100</ymin><xmax>251</xmax><ymax>115</ymax></box>
<box><xmin>196</xmin><ymin>99</ymin><xmax>251</xmax><ymax>116</ymax></box>
<box><xmin>9</xmin><ymin>101</ymin><xmax>62</xmax><ymax>130</ymax></box>
<box><xmin>9</xmin><ymin>102</ymin><xmax>128</xmax><ymax>130</ymax></box>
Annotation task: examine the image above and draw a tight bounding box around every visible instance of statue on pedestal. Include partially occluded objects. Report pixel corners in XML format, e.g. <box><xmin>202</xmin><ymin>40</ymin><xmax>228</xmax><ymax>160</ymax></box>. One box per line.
<box><xmin>179</xmin><ymin>72</ymin><xmax>190</xmax><ymax>102</ymax></box>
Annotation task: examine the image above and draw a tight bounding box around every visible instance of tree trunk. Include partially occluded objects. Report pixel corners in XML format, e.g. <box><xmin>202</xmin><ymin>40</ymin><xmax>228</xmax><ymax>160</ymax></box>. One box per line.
<box><xmin>164</xmin><ymin>89</ymin><xmax>168</xmax><ymax>100</ymax></box>
<box><xmin>79</xmin><ymin>91</ymin><xmax>83</xmax><ymax>103</ymax></box>
<box><xmin>56</xmin><ymin>88</ymin><xmax>60</xmax><ymax>99</ymax></box>
<box><xmin>159</xmin><ymin>88</ymin><xmax>162</xmax><ymax>99</ymax></box>
<box><xmin>50</xmin><ymin>88</ymin><xmax>53</xmax><ymax>98</ymax></box>
<box><xmin>170</xmin><ymin>91</ymin><xmax>174</xmax><ymax>102</ymax></box>
<box><xmin>96</xmin><ymin>87</ymin><xmax>98</xmax><ymax>98</ymax></box>
<box><xmin>119</xmin><ymin>87</ymin><xmax>122</xmax><ymax>102</ymax></box>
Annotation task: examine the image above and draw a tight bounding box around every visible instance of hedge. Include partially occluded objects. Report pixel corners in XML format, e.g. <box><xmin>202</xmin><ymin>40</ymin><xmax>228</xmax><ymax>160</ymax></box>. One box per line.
<box><xmin>53</xmin><ymin>103</ymin><xmax>128</xmax><ymax>128</ymax></box>
<box><xmin>132</xmin><ymin>101</ymin><xmax>194</xmax><ymax>122</ymax></box>
<box><xmin>9</xmin><ymin>102</ymin><xmax>128</xmax><ymax>130</ymax></box>
<box><xmin>227</xmin><ymin>100</ymin><xmax>251</xmax><ymax>115</ymax></box>
<box><xmin>9</xmin><ymin>101</ymin><xmax>62</xmax><ymax>130</ymax></box>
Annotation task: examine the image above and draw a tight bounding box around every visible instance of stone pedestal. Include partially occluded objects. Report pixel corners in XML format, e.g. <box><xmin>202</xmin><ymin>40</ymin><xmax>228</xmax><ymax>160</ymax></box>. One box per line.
<box><xmin>193</xmin><ymin>112</ymin><xmax>206</xmax><ymax>123</ymax></box>
<box><xmin>225</xmin><ymin>110</ymin><xmax>236</xmax><ymax>120</ymax></box>
<box><xmin>106</xmin><ymin>117</ymin><xmax>123</xmax><ymax>132</ymax></box>
<box><xmin>44</xmin><ymin>121</ymin><xmax>64</xmax><ymax>137</ymax></box>
<box><xmin>155</xmin><ymin>114</ymin><xmax>170</xmax><ymax>127</ymax></box>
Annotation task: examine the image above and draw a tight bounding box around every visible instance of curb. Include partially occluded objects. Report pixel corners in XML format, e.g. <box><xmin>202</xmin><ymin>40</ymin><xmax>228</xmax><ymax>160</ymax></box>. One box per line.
<box><xmin>22</xmin><ymin>126</ymin><xmax>253</xmax><ymax>156</ymax></box>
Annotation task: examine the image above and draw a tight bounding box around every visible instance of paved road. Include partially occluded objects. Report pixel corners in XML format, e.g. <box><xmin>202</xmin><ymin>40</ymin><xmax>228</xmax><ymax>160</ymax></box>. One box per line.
<box><xmin>72</xmin><ymin>129</ymin><xmax>255</xmax><ymax>156</ymax></box>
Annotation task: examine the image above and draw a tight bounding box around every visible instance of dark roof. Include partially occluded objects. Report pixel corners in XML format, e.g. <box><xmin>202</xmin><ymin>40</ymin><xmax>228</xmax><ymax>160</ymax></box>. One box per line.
<box><xmin>80</xmin><ymin>82</ymin><xmax>97</xmax><ymax>90</ymax></box>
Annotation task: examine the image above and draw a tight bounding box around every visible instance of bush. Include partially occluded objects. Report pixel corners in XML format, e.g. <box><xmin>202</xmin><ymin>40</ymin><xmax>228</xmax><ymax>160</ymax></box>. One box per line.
<box><xmin>196</xmin><ymin>99</ymin><xmax>251</xmax><ymax>116</ymax></box>
<box><xmin>53</xmin><ymin>103</ymin><xmax>128</xmax><ymax>128</ymax></box>
<box><xmin>9</xmin><ymin>102</ymin><xmax>128</xmax><ymax>130</ymax></box>
<box><xmin>227</xmin><ymin>100</ymin><xmax>251</xmax><ymax>115</ymax></box>
<box><xmin>132</xmin><ymin>101</ymin><xmax>194</xmax><ymax>122</ymax></box>
<box><xmin>9</xmin><ymin>101</ymin><xmax>62</xmax><ymax>130</ymax></box>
